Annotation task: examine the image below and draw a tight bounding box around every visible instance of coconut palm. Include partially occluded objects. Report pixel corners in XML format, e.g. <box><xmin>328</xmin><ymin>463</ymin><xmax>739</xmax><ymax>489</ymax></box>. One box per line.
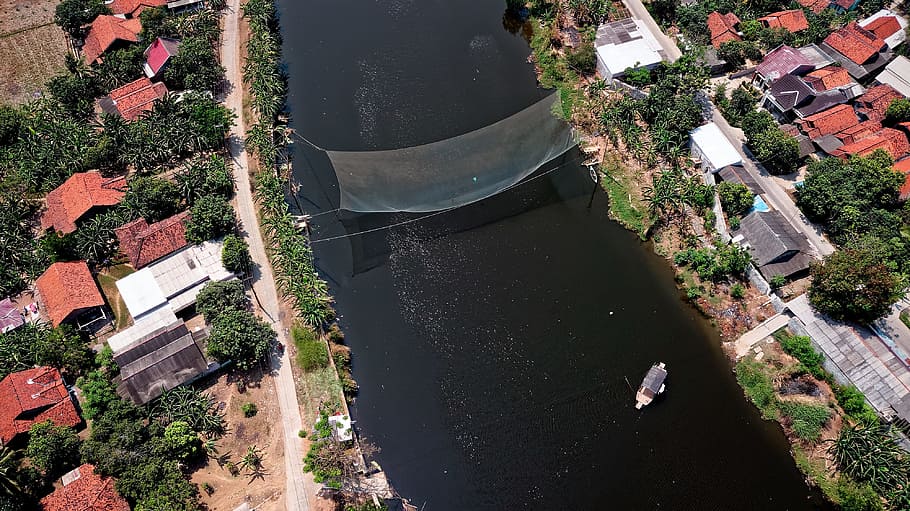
<box><xmin>0</xmin><ymin>445</ymin><xmax>21</xmax><ymax>496</ymax></box>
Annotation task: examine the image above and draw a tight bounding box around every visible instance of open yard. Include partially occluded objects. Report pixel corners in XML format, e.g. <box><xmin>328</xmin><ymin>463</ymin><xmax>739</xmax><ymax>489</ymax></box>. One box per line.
<box><xmin>191</xmin><ymin>369</ymin><xmax>286</xmax><ymax>511</ymax></box>
<box><xmin>0</xmin><ymin>0</ymin><xmax>67</xmax><ymax>105</ymax></box>
<box><xmin>97</xmin><ymin>264</ymin><xmax>136</xmax><ymax>331</ymax></box>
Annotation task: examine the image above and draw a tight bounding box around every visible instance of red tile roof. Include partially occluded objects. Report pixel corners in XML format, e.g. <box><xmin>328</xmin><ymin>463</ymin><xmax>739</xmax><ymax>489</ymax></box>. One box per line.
<box><xmin>40</xmin><ymin>464</ymin><xmax>130</xmax><ymax>511</ymax></box>
<box><xmin>803</xmin><ymin>66</ymin><xmax>852</xmax><ymax>91</ymax></box>
<box><xmin>835</xmin><ymin>120</ymin><xmax>881</xmax><ymax>145</ymax></box>
<box><xmin>797</xmin><ymin>0</ymin><xmax>829</xmax><ymax>13</ymax></box>
<box><xmin>109</xmin><ymin>0</ymin><xmax>167</xmax><ymax>17</ymax></box>
<box><xmin>796</xmin><ymin>104</ymin><xmax>859</xmax><ymax>139</ymax></box>
<box><xmin>757</xmin><ymin>10</ymin><xmax>809</xmax><ymax>33</ymax></box>
<box><xmin>824</xmin><ymin>22</ymin><xmax>887</xmax><ymax>65</ymax></box>
<box><xmin>82</xmin><ymin>15</ymin><xmax>141</xmax><ymax>64</ymax></box>
<box><xmin>856</xmin><ymin>84</ymin><xmax>905</xmax><ymax>122</ymax></box>
<box><xmin>40</xmin><ymin>172</ymin><xmax>126</xmax><ymax>234</ymax></box>
<box><xmin>0</xmin><ymin>367</ymin><xmax>80</xmax><ymax>445</ymax></box>
<box><xmin>862</xmin><ymin>15</ymin><xmax>902</xmax><ymax>40</ymax></box>
<box><xmin>115</xmin><ymin>211</ymin><xmax>190</xmax><ymax>268</ymax></box>
<box><xmin>835</xmin><ymin>127</ymin><xmax>910</xmax><ymax>159</ymax></box>
<box><xmin>35</xmin><ymin>261</ymin><xmax>105</xmax><ymax>327</ymax></box>
<box><xmin>104</xmin><ymin>77</ymin><xmax>168</xmax><ymax>120</ymax></box>
<box><xmin>894</xmin><ymin>158</ymin><xmax>910</xmax><ymax>200</ymax></box>
<box><xmin>708</xmin><ymin>12</ymin><xmax>741</xmax><ymax>48</ymax></box>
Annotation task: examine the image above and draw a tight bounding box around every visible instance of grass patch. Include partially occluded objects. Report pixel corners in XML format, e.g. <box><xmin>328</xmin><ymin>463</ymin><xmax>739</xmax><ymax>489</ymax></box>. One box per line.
<box><xmin>900</xmin><ymin>309</ymin><xmax>910</xmax><ymax>331</ymax></box>
<box><xmin>600</xmin><ymin>155</ymin><xmax>650</xmax><ymax>238</ymax></box>
<box><xmin>97</xmin><ymin>264</ymin><xmax>135</xmax><ymax>330</ymax></box>
<box><xmin>780</xmin><ymin>400</ymin><xmax>831</xmax><ymax>441</ymax></box>
<box><xmin>292</xmin><ymin>323</ymin><xmax>328</xmax><ymax>372</ymax></box>
<box><xmin>735</xmin><ymin>357</ymin><xmax>778</xmax><ymax>419</ymax></box>
<box><xmin>793</xmin><ymin>445</ymin><xmax>840</xmax><ymax>503</ymax></box>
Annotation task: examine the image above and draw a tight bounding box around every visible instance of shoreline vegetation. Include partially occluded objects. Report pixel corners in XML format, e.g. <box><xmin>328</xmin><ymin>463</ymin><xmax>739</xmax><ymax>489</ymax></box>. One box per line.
<box><xmin>520</xmin><ymin>0</ymin><xmax>910</xmax><ymax>508</ymax></box>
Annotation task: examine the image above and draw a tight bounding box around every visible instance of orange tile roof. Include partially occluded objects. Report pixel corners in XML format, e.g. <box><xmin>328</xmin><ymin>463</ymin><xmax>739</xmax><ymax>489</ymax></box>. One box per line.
<box><xmin>862</xmin><ymin>16</ymin><xmax>902</xmax><ymax>41</ymax></box>
<box><xmin>803</xmin><ymin>66</ymin><xmax>852</xmax><ymax>91</ymax></box>
<box><xmin>82</xmin><ymin>15</ymin><xmax>141</xmax><ymax>64</ymax></box>
<box><xmin>36</xmin><ymin>261</ymin><xmax>105</xmax><ymax>327</ymax></box>
<box><xmin>40</xmin><ymin>171</ymin><xmax>126</xmax><ymax>234</ymax></box>
<box><xmin>115</xmin><ymin>211</ymin><xmax>190</xmax><ymax>268</ymax></box>
<box><xmin>835</xmin><ymin>120</ymin><xmax>881</xmax><ymax>145</ymax></box>
<box><xmin>856</xmin><ymin>84</ymin><xmax>905</xmax><ymax>122</ymax></box>
<box><xmin>708</xmin><ymin>12</ymin><xmax>741</xmax><ymax>48</ymax></box>
<box><xmin>0</xmin><ymin>367</ymin><xmax>80</xmax><ymax>445</ymax></box>
<box><xmin>109</xmin><ymin>0</ymin><xmax>167</xmax><ymax>17</ymax></box>
<box><xmin>824</xmin><ymin>22</ymin><xmax>887</xmax><ymax>65</ymax></box>
<box><xmin>40</xmin><ymin>464</ymin><xmax>130</xmax><ymax>511</ymax></box>
<box><xmin>796</xmin><ymin>104</ymin><xmax>858</xmax><ymax>139</ymax></box>
<box><xmin>894</xmin><ymin>158</ymin><xmax>910</xmax><ymax>199</ymax></box>
<box><xmin>757</xmin><ymin>10</ymin><xmax>809</xmax><ymax>33</ymax></box>
<box><xmin>835</xmin><ymin>127</ymin><xmax>910</xmax><ymax>159</ymax></box>
<box><xmin>105</xmin><ymin>77</ymin><xmax>168</xmax><ymax>120</ymax></box>
<box><xmin>797</xmin><ymin>0</ymin><xmax>829</xmax><ymax>14</ymax></box>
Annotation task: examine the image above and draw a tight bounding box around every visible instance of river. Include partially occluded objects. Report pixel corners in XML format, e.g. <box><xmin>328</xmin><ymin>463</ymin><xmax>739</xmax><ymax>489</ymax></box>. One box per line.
<box><xmin>277</xmin><ymin>0</ymin><xmax>828</xmax><ymax>509</ymax></box>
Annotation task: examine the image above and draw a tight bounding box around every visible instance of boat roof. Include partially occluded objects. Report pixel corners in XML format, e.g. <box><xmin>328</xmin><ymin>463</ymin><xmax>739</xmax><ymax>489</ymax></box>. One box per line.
<box><xmin>641</xmin><ymin>365</ymin><xmax>667</xmax><ymax>393</ymax></box>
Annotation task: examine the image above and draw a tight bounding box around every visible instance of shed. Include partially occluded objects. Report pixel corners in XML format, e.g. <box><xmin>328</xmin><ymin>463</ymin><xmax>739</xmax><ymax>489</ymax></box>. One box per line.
<box><xmin>717</xmin><ymin>165</ymin><xmax>761</xmax><ymax>194</ymax></box>
<box><xmin>594</xmin><ymin>18</ymin><xmax>666</xmax><ymax>81</ymax></box>
<box><xmin>737</xmin><ymin>211</ymin><xmax>812</xmax><ymax>279</ymax></box>
<box><xmin>143</xmin><ymin>37</ymin><xmax>180</xmax><ymax>78</ymax></box>
<box><xmin>689</xmin><ymin>122</ymin><xmax>742</xmax><ymax>172</ymax></box>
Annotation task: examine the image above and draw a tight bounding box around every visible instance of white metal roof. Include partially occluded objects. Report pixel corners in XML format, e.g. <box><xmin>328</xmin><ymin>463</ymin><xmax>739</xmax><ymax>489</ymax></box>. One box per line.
<box><xmin>690</xmin><ymin>122</ymin><xmax>742</xmax><ymax>170</ymax></box>
<box><xmin>595</xmin><ymin>18</ymin><xmax>664</xmax><ymax>76</ymax></box>
<box><xmin>107</xmin><ymin>305</ymin><xmax>179</xmax><ymax>353</ymax></box>
<box><xmin>860</xmin><ymin>9</ymin><xmax>908</xmax><ymax>49</ymax></box>
<box><xmin>876</xmin><ymin>55</ymin><xmax>910</xmax><ymax>97</ymax></box>
<box><xmin>117</xmin><ymin>268</ymin><xmax>167</xmax><ymax>320</ymax></box>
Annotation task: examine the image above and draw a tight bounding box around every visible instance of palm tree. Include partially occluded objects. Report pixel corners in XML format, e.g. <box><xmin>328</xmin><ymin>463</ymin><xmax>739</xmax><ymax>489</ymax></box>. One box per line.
<box><xmin>0</xmin><ymin>445</ymin><xmax>21</xmax><ymax>496</ymax></box>
<box><xmin>238</xmin><ymin>445</ymin><xmax>264</xmax><ymax>473</ymax></box>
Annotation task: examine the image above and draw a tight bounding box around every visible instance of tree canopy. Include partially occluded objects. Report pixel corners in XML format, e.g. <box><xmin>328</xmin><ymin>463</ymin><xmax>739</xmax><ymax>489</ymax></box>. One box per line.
<box><xmin>55</xmin><ymin>0</ymin><xmax>108</xmax><ymax>36</ymax></box>
<box><xmin>221</xmin><ymin>234</ymin><xmax>251</xmax><ymax>274</ymax></box>
<box><xmin>717</xmin><ymin>182</ymin><xmax>753</xmax><ymax>216</ymax></box>
<box><xmin>195</xmin><ymin>280</ymin><xmax>247</xmax><ymax>323</ymax></box>
<box><xmin>185</xmin><ymin>195</ymin><xmax>236</xmax><ymax>244</ymax></box>
<box><xmin>809</xmin><ymin>247</ymin><xmax>904</xmax><ymax>323</ymax></box>
<box><xmin>206</xmin><ymin>309</ymin><xmax>275</xmax><ymax>370</ymax></box>
<box><xmin>26</xmin><ymin>421</ymin><xmax>80</xmax><ymax>480</ymax></box>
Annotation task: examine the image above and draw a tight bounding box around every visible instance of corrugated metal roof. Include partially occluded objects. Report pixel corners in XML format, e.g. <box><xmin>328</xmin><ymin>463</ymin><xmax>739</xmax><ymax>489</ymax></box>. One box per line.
<box><xmin>739</xmin><ymin>210</ymin><xmax>808</xmax><ymax>266</ymax></box>
<box><xmin>876</xmin><ymin>55</ymin><xmax>910</xmax><ymax>97</ymax></box>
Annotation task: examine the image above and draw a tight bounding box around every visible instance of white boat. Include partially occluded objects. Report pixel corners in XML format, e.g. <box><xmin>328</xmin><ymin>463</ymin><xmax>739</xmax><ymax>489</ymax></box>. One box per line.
<box><xmin>635</xmin><ymin>362</ymin><xmax>667</xmax><ymax>409</ymax></box>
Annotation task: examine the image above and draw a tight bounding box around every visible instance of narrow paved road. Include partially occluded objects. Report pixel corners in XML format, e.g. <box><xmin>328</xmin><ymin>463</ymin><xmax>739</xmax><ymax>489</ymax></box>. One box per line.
<box><xmin>622</xmin><ymin>0</ymin><xmax>835</xmax><ymax>257</ymax></box>
<box><xmin>220</xmin><ymin>2</ymin><xmax>315</xmax><ymax>510</ymax></box>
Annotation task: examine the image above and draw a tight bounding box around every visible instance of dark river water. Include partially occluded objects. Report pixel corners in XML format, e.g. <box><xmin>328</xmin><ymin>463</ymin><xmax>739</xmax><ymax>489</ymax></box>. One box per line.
<box><xmin>277</xmin><ymin>0</ymin><xmax>829</xmax><ymax>509</ymax></box>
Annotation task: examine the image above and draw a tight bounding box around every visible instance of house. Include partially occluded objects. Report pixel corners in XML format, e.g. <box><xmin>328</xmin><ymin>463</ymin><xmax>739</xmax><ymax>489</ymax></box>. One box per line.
<box><xmin>764</xmin><ymin>74</ymin><xmax>851</xmax><ymax>120</ymax></box>
<box><xmin>875</xmin><ymin>56</ymin><xmax>910</xmax><ymax>98</ymax></box>
<box><xmin>796</xmin><ymin>0</ymin><xmax>829</xmax><ymax>14</ymax></box>
<box><xmin>0</xmin><ymin>298</ymin><xmax>24</xmax><ymax>333</ymax></box>
<box><xmin>689</xmin><ymin>122</ymin><xmax>742</xmax><ymax>173</ymax></box>
<box><xmin>835</xmin><ymin>120</ymin><xmax>882</xmax><ymax>145</ymax></box>
<box><xmin>757</xmin><ymin>10</ymin><xmax>808</xmax><ymax>33</ymax></box>
<box><xmin>107</xmin><ymin>0</ymin><xmax>168</xmax><ymax>18</ymax></box>
<box><xmin>0</xmin><ymin>367</ymin><xmax>80</xmax><ymax>446</ymax></box>
<box><xmin>594</xmin><ymin>18</ymin><xmax>666</xmax><ymax>81</ymax></box>
<box><xmin>753</xmin><ymin>45</ymin><xmax>815</xmax><ymax>89</ymax></box>
<box><xmin>803</xmin><ymin>66</ymin><xmax>854</xmax><ymax>92</ymax></box>
<box><xmin>116</xmin><ymin>240</ymin><xmax>234</xmax><ymax>322</ymax></box>
<box><xmin>821</xmin><ymin>22</ymin><xmax>893</xmax><ymax>80</ymax></box>
<box><xmin>40</xmin><ymin>171</ymin><xmax>126</xmax><ymax>234</ymax></box>
<box><xmin>111</xmin><ymin>319</ymin><xmax>212</xmax><ymax>404</ymax></box>
<box><xmin>717</xmin><ymin>165</ymin><xmax>761</xmax><ymax>194</ymax></box>
<box><xmin>36</xmin><ymin>261</ymin><xmax>106</xmax><ymax>328</ymax></box>
<box><xmin>97</xmin><ymin>77</ymin><xmax>168</xmax><ymax>121</ymax></box>
<box><xmin>736</xmin><ymin>211</ymin><xmax>812</xmax><ymax>279</ymax></box>
<box><xmin>115</xmin><ymin>211</ymin><xmax>190</xmax><ymax>269</ymax></box>
<box><xmin>860</xmin><ymin>9</ymin><xmax>908</xmax><ymax>48</ymax></box>
<box><xmin>143</xmin><ymin>37</ymin><xmax>180</xmax><ymax>78</ymax></box>
<box><xmin>328</xmin><ymin>414</ymin><xmax>353</xmax><ymax>442</ymax></box>
<box><xmin>833</xmin><ymin>127</ymin><xmax>910</xmax><ymax>159</ymax></box>
<box><xmin>795</xmin><ymin>104</ymin><xmax>859</xmax><ymax>139</ymax></box>
<box><xmin>39</xmin><ymin>464</ymin><xmax>130</xmax><ymax>511</ymax></box>
<box><xmin>81</xmin><ymin>15</ymin><xmax>142</xmax><ymax>64</ymax></box>
<box><xmin>855</xmin><ymin>84</ymin><xmax>904</xmax><ymax>122</ymax></box>
<box><xmin>707</xmin><ymin>11</ymin><xmax>741</xmax><ymax>48</ymax></box>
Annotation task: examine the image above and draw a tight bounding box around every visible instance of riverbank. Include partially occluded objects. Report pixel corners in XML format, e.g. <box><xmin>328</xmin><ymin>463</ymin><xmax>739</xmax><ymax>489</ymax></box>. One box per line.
<box><xmin>524</xmin><ymin>9</ymin><xmax>877</xmax><ymax>508</ymax></box>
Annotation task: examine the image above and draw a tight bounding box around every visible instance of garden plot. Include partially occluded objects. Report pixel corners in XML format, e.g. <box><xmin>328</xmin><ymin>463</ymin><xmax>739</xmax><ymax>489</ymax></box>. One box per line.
<box><xmin>0</xmin><ymin>23</ymin><xmax>67</xmax><ymax>104</ymax></box>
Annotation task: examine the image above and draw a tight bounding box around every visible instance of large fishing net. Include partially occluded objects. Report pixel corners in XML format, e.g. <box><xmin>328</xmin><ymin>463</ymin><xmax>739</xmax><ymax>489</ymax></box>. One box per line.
<box><xmin>324</xmin><ymin>92</ymin><xmax>576</xmax><ymax>212</ymax></box>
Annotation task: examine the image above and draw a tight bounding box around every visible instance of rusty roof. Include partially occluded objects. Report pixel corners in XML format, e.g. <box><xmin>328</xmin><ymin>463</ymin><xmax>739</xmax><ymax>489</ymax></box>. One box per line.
<box><xmin>708</xmin><ymin>11</ymin><xmax>741</xmax><ymax>48</ymax></box>
<box><xmin>82</xmin><ymin>15</ymin><xmax>141</xmax><ymax>64</ymax></box>
<box><xmin>40</xmin><ymin>464</ymin><xmax>130</xmax><ymax>511</ymax></box>
<box><xmin>856</xmin><ymin>83</ymin><xmax>905</xmax><ymax>122</ymax></box>
<box><xmin>795</xmin><ymin>104</ymin><xmax>858</xmax><ymax>139</ymax></box>
<box><xmin>40</xmin><ymin>171</ymin><xmax>126</xmax><ymax>234</ymax></box>
<box><xmin>99</xmin><ymin>77</ymin><xmax>168</xmax><ymax>121</ymax></box>
<box><xmin>0</xmin><ymin>367</ymin><xmax>80</xmax><ymax>445</ymax></box>
<box><xmin>115</xmin><ymin>211</ymin><xmax>190</xmax><ymax>269</ymax></box>
<box><xmin>803</xmin><ymin>66</ymin><xmax>852</xmax><ymax>91</ymax></box>
<box><xmin>758</xmin><ymin>10</ymin><xmax>809</xmax><ymax>33</ymax></box>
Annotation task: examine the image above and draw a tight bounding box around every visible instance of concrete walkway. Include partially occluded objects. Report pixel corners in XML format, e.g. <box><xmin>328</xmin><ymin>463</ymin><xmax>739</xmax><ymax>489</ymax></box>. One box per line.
<box><xmin>732</xmin><ymin>314</ymin><xmax>790</xmax><ymax>358</ymax></box>
<box><xmin>220</xmin><ymin>2</ymin><xmax>315</xmax><ymax>509</ymax></box>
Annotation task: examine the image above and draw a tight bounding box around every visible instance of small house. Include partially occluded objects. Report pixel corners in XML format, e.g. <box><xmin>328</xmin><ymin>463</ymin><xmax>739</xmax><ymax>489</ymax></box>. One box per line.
<box><xmin>40</xmin><ymin>464</ymin><xmax>130</xmax><ymax>511</ymax></box>
<box><xmin>115</xmin><ymin>211</ymin><xmax>190</xmax><ymax>269</ymax></box>
<box><xmin>855</xmin><ymin>84</ymin><xmax>905</xmax><ymax>122</ymax></box>
<box><xmin>143</xmin><ymin>37</ymin><xmax>180</xmax><ymax>79</ymax></box>
<box><xmin>707</xmin><ymin>11</ymin><xmax>740</xmax><ymax>48</ymax></box>
<box><xmin>689</xmin><ymin>123</ymin><xmax>742</xmax><ymax>173</ymax></box>
<box><xmin>0</xmin><ymin>367</ymin><xmax>81</xmax><ymax>446</ymax></box>
<box><xmin>875</xmin><ymin>56</ymin><xmax>910</xmax><ymax>98</ymax></box>
<box><xmin>36</xmin><ymin>261</ymin><xmax>106</xmax><ymax>328</ymax></box>
<box><xmin>795</xmin><ymin>104</ymin><xmax>859</xmax><ymax>140</ymax></box>
<box><xmin>802</xmin><ymin>66</ymin><xmax>854</xmax><ymax>93</ymax></box>
<box><xmin>717</xmin><ymin>165</ymin><xmax>761</xmax><ymax>194</ymax></box>
<box><xmin>98</xmin><ymin>77</ymin><xmax>168</xmax><ymax>121</ymax></box>
<box><xmin>757</xmin><ymin>10</ymin><xmax>808</xmax><ymax>33</ymax></box>
<box><xmin>821</xmin><ymin>22</ymin><xmax>893</xmax><ymax>80</ymax></box>
<box><xmin>736</xmin><ymin>211</ymin><xmax>812</xmax><ymax>280</ymax></box>
<box><xmin>82</xmin><ymin>15</ymin><xmax>142</xmax><ymax>64</ymax></box>
<box><xmin>860</xmin><ymin>9</ymin><xmax>908</xmax><ymax>49</ymax></box>
<box><xmin>796</xmin><ymin>0</ymin><xmax>830</xmax><ymax>14</ymax></box>
<box><xmin>594</xmin><ymin>18</ymin><xmax>666</xmax><ymax>82</ymax></box>
<box><xmin>40</xmin><ymin>171</ymin><xmax>126</xmax><ymax>234</ymax></box>
<box><xmin>832</xmin><ymin>127</ymin><xmax>910</xmax><ymax>159</ymax></box>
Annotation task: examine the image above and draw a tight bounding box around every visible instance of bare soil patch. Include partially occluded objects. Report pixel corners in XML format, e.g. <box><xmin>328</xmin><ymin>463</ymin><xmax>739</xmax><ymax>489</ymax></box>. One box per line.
<box><xmin>0</xmin><ymin>23</ymin><xmax>67</xmax><ymax>104</ymax></box>
<box><xmin>0</xmin><ymin>0</ymin><xmax>57</xmax><ymax>35</ymax></box>
<box><xmin>190</xmin><ymin>370</ymin><xmax>286</xmax><ymax>511</ymax></box>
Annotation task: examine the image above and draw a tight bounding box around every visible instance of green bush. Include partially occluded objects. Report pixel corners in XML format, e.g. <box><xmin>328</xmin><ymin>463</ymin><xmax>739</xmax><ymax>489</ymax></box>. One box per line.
<box><xmin>834</xmin><ymin>385</ymin><xmax>879</xmax><ymax>423</ymax></box>
<box><xmin>717</xmin><ymin>182</ymin><xmax>754</xmax><ymax>216</ymax></box>
<box><xmin>196</xmin><ymin>280</ymin><xmax>247</xmax><ymax>323</ymax></box>
<box><xmin>566</xmin><ymin>42</ymin><xmax>596</xmax><ymax>75</ymax></box>
<box><xmin>769</xmin><ymin>274</ymin><xmax>786</xmax><ymax>289</ymax></box>
<box><xmin>241</xmin><ymin>402</ymin><xmax>258</xmax><ymax>418</ymax></box>
<box><xmin>292</xmin><ymin>324</ymin><xmax>328</xmax><ymax>371</ymax></box>
<box><xmin>185</xmin><ymin>196</ymin><xmax>236</xmax><ymax>244</ymax></box>
<box><xmin>779</xmin><ymin>401</ymin><xmax>831</xmax><ymax>441</ymax></box>
<box><xmin>836</xmin><ymin>477</ymin><xmax>884</xmax><ymax>511</ymax></box>
<box><xmin>221</xmin><ymin>234</ymin><xmax>251</xmax><ymax>274</ymax></box>
<box><xmin>735</xmin><ymin>358</ymin><xmax>777</xmax><ymax>418</ymax></box>
<box><xmin>730</xmin><ymin>283</ymin><xmax>745</xmax><ymax>299</ymax></box>
<box><xmin>778</xmin><ymin>334</ymin><xmax>825</xmax><ymax>379</ymax></box>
